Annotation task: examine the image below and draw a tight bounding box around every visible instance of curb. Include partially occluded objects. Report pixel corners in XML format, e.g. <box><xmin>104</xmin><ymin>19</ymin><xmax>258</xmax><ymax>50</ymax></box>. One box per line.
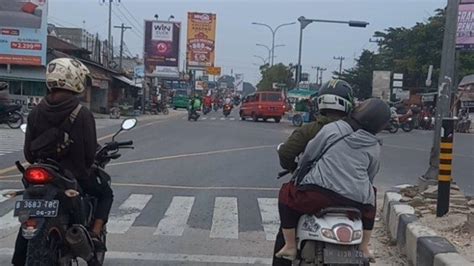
<box><xmin>382</xmin><ymin>191</ymin><xmax>473</xmax><ymax>266</ymax></box>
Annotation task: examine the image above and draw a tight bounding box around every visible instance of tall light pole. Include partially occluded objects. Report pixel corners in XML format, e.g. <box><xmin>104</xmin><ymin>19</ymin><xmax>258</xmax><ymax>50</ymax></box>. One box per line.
<box><xmin>296</xmin><ymin>16</ymin><xmax>369</xmax><ymax>85</ymax></box>
<box><xmin>252</xmin><ymin>22</ymin><xmax>296</xmax><ymax>66</ymax></box>
<box><xmin>253</xmin><ymin>55</ymin><xmax>267</xmax><ymax>65</ymax></box>
<box><xmin>256</xmin><ymin>43</ymin><xmax>285</xmax><ymax>64</ymax></box>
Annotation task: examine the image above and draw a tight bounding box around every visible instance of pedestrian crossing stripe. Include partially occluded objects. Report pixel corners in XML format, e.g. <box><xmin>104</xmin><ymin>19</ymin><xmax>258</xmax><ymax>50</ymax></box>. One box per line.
<box><xmin>0</xmin><ymin>193</ymin><xmax>280</xmax><ymax>241</ymax></box>
<box><xmin>0</xmin><ymin>129</ymin><xmax>24</xmax><ymax>157</ymax></box>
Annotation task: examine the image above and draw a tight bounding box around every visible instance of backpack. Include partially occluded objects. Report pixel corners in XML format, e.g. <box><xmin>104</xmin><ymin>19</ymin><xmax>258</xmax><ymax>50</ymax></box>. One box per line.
<box><xmin>29</xmin><ymin>104</ymin><xmax>82</xmax><ymax>160</ymax></box>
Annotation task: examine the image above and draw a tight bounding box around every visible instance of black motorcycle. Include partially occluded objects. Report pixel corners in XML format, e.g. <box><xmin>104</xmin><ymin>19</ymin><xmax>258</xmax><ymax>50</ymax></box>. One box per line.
<box><xmin>223</xmin><ymin>104</ymin><xmax>232</xmax><ymax>117</ymax></box>
<box><xmin>0</xmin><ymin>104</ymin><xmax>23</xmax><ymax>129</ymax></box>
<box><xmin>156</xmin><ymin>102</ymin><xmax>169</xmax><ymax>115</ymax></box>
<box><xmin>188</xmin><ymin>109</ymin><xmax>200</xmax><ymax>121</ymax></box>
<box><xmin>11</xmin><ymin>118</ymin><xmax>136</xmax><ymax>266</ymax></box>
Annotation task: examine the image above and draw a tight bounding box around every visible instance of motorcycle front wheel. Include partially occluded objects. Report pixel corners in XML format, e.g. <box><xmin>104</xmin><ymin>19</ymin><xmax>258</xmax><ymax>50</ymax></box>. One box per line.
<box><xmin>401</xmin><ymin>122</ymin><xmax>413</xmax><ymax>132</ymax></box>
<box><xmin>388</xmin><ymin>122</ymin><xmax>399</xmax><ymax>133</ymax></box>
<box><xmin>162</xmin><ymin>108</ymin><xmax>169</xmax><ymax>115</ymax></box>
<box><xmin>7</xmin><ymin>111</ymin><xmax>23</xmax><ymax>129</ymax></box>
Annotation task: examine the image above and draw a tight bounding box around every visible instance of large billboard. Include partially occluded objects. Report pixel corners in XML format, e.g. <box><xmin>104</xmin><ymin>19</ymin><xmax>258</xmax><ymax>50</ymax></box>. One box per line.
<box><xmin>144</xmin><ymin>20</ymin><xmax>181</xmax><ymax>77</ymax></box>
<box><xmin>457</xmin><ymin>1</ymin><xmax>474</xmax><ymax>50</ymax></box>
<box><xmin>372</xmin><ymin>71</ymin><xmax>391</xmax><ymax>101</ymax></box>
<box><xmin>0</xmin><ymin>0</ymin><xmax>48</xmax><ymax>66</ymax></box>
<box><xmin>187</xmin><ymin>12</ymin><xmax>217</xmax><ymax>69</ymax></box>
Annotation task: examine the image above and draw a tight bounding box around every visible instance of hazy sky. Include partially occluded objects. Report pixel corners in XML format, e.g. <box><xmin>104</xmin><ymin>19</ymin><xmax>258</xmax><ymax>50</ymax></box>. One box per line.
<box><xmin>49</xmin><ymin>0</ymin><xmax>446</xmax><ymax>85</ymax></box>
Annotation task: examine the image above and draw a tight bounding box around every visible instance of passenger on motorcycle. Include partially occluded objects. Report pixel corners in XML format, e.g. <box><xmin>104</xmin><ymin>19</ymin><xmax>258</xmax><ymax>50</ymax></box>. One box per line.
<box><xmin>203</xmin><ymin>95</ymin><xmax>213</xmax><ymax>109</ymax></box>
<box><xmin>275</xmin><ymin>98</ymin><xmax>391</xmax><ymax>262</ymax></box>
<box><xmin>12</xmin><ymin>58</ymin><xmax>113</xmax><ymax>266</ymax></box>
<box><xmin>273</xmin><ymin>79</ymin><xmax>354</xmax><ymax>265</ymax></box>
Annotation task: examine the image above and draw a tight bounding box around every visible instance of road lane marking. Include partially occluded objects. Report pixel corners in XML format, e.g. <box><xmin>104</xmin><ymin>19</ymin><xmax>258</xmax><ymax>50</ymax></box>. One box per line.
<box><xmin>258</xmin><ymin>198</ymin><xmax>280</xmax><ymax>241</ymax></box>
<box><xmin>155</xmin><ymin>196</ymin><xmax>194</xmax><ymax>236</ymax></box>
<box><xmin>107</xmin><ymin>194</ymin><xmax>152</xmax><ymax>234</ymax></box>
<box><xmin>202</xmin><ymin>117</ymin><xmax>207</xmax><ymax>120</ymax></box>
<box><xmin>0</xmin><ymin>189</ymin><xmax>16</xmax><ymax>203</ymax></box>
<box><xmin>0</xmin><ymin>249</ymin><xmax>272</xmax><ymax>264</ymax></box>
<box><xmin>210</xmin><ymin>197</ymin><xmax>238</xmax><ymax>239</ymax></box>
<box><xmin>230</xmin><ymin>117</ymin><xmax>236</xmax><ymax>120</ymax></box>
<box><xmin>108</xmin><ymin>145</ymin><xmax>275</xmax><ymax>167</ymax></box>
<box><xmin>0</xmin><ymin>210</ymin><xmax>18</xmax><ymax>231</ymax></box>
<box><xmin>220</xmin><ymin>117</ymin><xmax>225</xmax><ymax>120</ymax></box>
<box><xmin>211</xmin><ymin>117</ymin><xmax>216</xmax><ymax>120</ymax></box>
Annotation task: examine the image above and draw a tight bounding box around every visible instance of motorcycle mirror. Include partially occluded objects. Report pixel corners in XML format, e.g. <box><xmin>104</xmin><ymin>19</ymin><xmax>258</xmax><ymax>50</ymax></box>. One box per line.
<box><xmin>277</xmin><ymin>143</ymin><xmax>284</xmax><ymax>151</ymax></box>
<box><xmin>121</xmin><ymin>118</ymin><xmax>137</xmax><ymax>131</ymax></box>
<box><xmin>20</xmin><ymin>124</ymin><xmax>27</xmax><ymax>133</ymax></box>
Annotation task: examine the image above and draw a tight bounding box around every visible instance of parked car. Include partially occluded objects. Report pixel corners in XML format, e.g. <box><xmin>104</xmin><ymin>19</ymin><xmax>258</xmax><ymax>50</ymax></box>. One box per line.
<box><xmin>239</xmin><ymin>92</ymin><xmax>285</xmax><ymax>123</ymax></box>
<box><xmin>172</xmin><ymin>90</ymin><xmax>189</xmax><ymax>110</ymax></box>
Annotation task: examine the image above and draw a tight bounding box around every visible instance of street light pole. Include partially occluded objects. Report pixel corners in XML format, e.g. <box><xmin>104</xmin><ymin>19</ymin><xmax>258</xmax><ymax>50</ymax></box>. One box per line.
<box><xmin>296</xmin><ymin>16</ymin><xmax>369</xmax><ymax>85</ymax></box>
<box><xmin>252</xmin><ymin>22</ymin><xmax>296</xmax><ymax>66</ymax></box>
<box><xmin>256</xmin><ymin>43</ymin><xmax>285</xmax><ymax>64</ymax></box>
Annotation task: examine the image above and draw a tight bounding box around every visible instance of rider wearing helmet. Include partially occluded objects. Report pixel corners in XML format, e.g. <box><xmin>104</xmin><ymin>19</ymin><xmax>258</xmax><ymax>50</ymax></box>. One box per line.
<box><xmin>275</xmin><ymin>98</ymin><xmax>391</xmax><ymax>262</ymax></box>
<box><xmin>273</xmin><ymin>79</ymin><xmax>354</xmax><ymax>265</ymax></box>
<box><xmin>13</xmin><ymin>58</ymin><xmax>113</xmax><ymax>266</ymax></box>
<box><xmin>278</xmin><ymin>79</ymin><xmax>354</xmax><ymax>172</ymax></box>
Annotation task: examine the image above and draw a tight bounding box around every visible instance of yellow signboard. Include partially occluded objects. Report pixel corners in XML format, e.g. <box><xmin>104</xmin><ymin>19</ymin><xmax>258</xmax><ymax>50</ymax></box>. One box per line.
<box><xmin>206</xmin><ymin>66</ymin><xmax>221</xmax><ymax>76</ymax></box>
<box><xmin>187</xmin><ymin>12</ymin><xmax>217</xmax><ymax>69</ymax></box>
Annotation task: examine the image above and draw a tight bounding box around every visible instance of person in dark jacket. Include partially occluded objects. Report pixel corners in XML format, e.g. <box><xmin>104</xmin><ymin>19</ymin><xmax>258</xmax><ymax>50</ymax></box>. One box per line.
<box><xmin>273</xmin><ymin>79</ymin><xmax>354</xmax><ymax>266</ymax></box>
<box><xmin>12</xmin><ymin>58</ymin><xmax>113</xmax><ymax>266</ymax></box>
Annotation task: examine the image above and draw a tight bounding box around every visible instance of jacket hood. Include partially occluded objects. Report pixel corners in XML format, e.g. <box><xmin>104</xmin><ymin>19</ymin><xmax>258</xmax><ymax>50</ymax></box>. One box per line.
<box><xmin>37</xmin><ymin>93</ymin><xmax>80</xmax><ymax>125</ymax></box>
<box><xmin>334</xmin><ymin>120</ymin><xmax>380</xmax><ymax>149</ymax></box>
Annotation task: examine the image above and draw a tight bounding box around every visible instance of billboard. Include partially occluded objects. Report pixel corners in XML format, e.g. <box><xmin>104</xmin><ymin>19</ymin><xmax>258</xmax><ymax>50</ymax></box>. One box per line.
<box><xmin>234</xmin><ymin>74</ymin><xmax>244</xmax><ymax>92</ymax></box>
<box><xmin>457</xmin><ymin>2</ymin><xmax>474</xmax><ymax>50</ymax></box>
<box><xmin>144</xmin><ymin>20</ymin><xmax>181</xmax><ymax>77</ymax></box>
<box><xmin>0</xmin><ymin>0</ymin><xmax>48</xmax><ymax>66</ymax></box>
<box><xmin>372</xmin><ymin>71</ymin><xmax>391</xmax><ymax>101</ymax></box>
<box><xmin>187</xmin><ymin>12</ymin><xmax>217</xmax><ymax>69</ymax></box>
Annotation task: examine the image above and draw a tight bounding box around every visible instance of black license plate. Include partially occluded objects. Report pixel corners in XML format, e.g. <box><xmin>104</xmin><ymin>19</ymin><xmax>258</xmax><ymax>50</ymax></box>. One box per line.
<box><xmin>14</xmin><ymin>200</ymin><xmax>59</xmax><ymax>218</ymax></box>
<box><xmin>323</xmin><ymin>247</ymin><xmax>365</xmax><ymax>264</ymax></box>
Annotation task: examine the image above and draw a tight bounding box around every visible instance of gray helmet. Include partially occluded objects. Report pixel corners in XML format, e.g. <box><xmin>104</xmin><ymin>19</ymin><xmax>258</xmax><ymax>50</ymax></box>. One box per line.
<box><xmin>351</xmin><ymin>98</ymin><xmax>391</xmax><ymax>134</ymax></box>
<box><xmin>317</xmin><ymin>79</ymin><xmax>354</xmax><ymax>114</ymax></box>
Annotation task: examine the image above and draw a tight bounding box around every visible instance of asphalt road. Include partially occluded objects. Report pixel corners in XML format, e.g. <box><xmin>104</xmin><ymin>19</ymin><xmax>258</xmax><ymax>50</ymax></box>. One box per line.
<box><xmin>0</xmin><ymin>110</ymin><xmax>472</xmax><ymax>265</ymax></box>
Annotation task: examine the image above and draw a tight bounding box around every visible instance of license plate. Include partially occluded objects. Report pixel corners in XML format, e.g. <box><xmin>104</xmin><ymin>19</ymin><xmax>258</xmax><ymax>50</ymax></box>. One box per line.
<box><xmin>323</xmin><ymin>247</ymin><xmax>365</xmax><ymax>264</ymax></box>
<box><xmin>14</xmin><ymin>200</ymin><xmax>59</xmax><ymax>218</ymax></box>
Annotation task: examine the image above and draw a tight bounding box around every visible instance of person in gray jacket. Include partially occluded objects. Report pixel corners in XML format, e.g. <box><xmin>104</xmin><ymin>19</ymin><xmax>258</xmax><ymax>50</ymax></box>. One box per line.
<box><xmin>275</xmin><ymin>98</ymin><xmax>391</xmax><ymax>262</ymax></box>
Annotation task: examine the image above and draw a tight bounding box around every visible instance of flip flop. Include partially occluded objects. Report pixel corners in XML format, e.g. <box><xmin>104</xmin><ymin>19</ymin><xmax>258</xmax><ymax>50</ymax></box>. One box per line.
<box><xmin>275</xmin><ymin>249</ymin><xmax>297</xmax><ymax>261</ymax></box>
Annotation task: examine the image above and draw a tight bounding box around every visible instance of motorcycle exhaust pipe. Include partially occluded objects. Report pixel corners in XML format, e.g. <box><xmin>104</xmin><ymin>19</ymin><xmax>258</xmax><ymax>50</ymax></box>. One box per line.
<box><xmin>65</xmin><ymin>225</ymin><xmax>94</xmax><ymax>261</ymax></box>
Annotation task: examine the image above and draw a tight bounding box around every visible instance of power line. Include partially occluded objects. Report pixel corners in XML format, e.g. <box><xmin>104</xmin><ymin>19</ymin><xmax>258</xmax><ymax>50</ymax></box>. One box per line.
<box><xmin>115</xmin><ymin>5</ymin><xmax>143</xmax><ymax>36</ymax></box>
<box><xmin>111</xmin><ymin>8</ymin><xmax>143</xmax><ymax>41</ymax></box>
<box><xmin>120</xmin><ymin>3</ymin><xmax>142</xmax><ymax>29</ymax></box>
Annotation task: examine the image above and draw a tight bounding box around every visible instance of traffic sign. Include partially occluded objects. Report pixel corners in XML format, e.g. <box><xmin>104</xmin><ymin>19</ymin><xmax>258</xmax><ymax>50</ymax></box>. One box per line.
<box><xmin>206</xmin><ymin>66</ymin><xmax>221</xmax><ymax>76</ymax></box>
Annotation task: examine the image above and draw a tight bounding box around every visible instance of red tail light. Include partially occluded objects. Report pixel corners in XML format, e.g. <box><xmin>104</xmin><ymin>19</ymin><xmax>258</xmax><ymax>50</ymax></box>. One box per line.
<box><xmin>335</xmin><ymin>226</ymin><xmax>352</xmax><ymax>243</ymax></box>
<box><xmin>25</xmin><ymin>168</ymin><xmax>53</xmax><ymax>184</ymax></box>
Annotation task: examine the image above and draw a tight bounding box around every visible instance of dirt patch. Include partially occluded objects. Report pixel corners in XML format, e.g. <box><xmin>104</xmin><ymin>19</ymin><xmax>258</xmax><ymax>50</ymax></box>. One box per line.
<box><xmin>399</xmin><ymin>185</ymin><xmax>474</xmax><ymax>262</ymax></box>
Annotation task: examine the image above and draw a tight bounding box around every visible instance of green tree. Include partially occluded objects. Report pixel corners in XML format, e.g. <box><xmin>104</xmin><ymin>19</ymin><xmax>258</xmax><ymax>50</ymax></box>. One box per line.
<box><xmin>338</xmin><ymin>50</ymin><xmax>378</xmax><ymax>99</ymax></box>
<box><xmin>256</xmin><ymin>63</ymin><xmax>294</xmax><ymax>91</ymax></box>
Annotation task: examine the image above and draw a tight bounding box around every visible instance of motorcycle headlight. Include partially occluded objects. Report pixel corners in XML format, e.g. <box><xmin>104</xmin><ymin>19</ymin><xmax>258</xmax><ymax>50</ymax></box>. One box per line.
<box><xmin>408</xmin><ymin>117</ymin><xmax>412</xmax><ymax>121</ymax></box>
<box><xmin>321</xmin><ymin>228</ymin><xmax>336</xmax><ymax>240</ymax></box>
<box><xmin>424</xmin><ymin>116</ymin><xmax>429</xmax><ymax>120</ymax></box>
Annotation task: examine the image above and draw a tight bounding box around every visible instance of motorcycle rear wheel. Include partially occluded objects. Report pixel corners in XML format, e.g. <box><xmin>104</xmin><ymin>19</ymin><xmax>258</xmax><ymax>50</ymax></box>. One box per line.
<box><xmin>401</xmin><ymin>122</ymin><xmax>413</xmax><ymax>132</ymax></box>
<box><xmin>26</xmin><ymin>220</ymin><xmax>68</xmax><ymax>266</ymax></box>
<box><xmin>388</xmin><ymin>122</ymin><xmax>399</xmax><ymax>133</ymax></box>
<box><xmin>7</xmin><ymin>111</ymin><xmax>23</xmax><ymax>129</ymax></box>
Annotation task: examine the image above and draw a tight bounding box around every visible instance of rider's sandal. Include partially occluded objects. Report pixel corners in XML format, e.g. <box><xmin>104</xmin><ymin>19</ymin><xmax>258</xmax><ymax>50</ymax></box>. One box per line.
<box><xmin>90</xmin><ymin>232</ymin><xmax>107</xmax><ymax>252</ymax></box>
<box><xmin>275</xmin><ymin>248</ymin><xmax>297</xmax><ymax>261</ymax></box>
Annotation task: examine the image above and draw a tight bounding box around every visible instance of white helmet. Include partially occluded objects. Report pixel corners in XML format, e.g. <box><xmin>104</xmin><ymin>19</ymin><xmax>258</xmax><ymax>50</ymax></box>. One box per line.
<box><xmin>46</xmin><ymin>58</ymin><xmax>91</xmax><ymax>94</ymax></box>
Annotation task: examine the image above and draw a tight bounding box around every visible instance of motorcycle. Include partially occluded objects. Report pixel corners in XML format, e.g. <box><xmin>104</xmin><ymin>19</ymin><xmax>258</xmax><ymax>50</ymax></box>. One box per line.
<box><xmin>109</xmin><ymin>106</ymin><xmax>120</xmax><ymax>119</ymax></box>
<box><xmin>188</xmin><ymin>109</ymin><xmax>200</xmax><ymax>121</ymax></box>
<box><xmin>419</xmin><ymin>114</ymin><xmax>434</xmax><ymax>130</ymax></box>
<box><xmin>223</xmin><ymin>104</ymin><xmax>232</xmax><ymax>117</ymax></box>
<box><xmin>398</xmin><ymin>110</ymin><xmax>414</xmax><ymax>132</ymax></box>
<box><xmin>0</xmin><ymin>104</ymin><xmax>24</xmax><ymax>129</ymax></box>
<box><xmin>456</xmin><ymin>114</ymin><xmax>471</xmax><ymax>133</ymax></box>
<box><xmin>203</xmin><ymin>105</ymin><xmax>211</xmax><ymax>115</ymax></box>
<box><xmin>384</xmin><ymin>117</ymin><xmax>399</xmax><ymax>133</ymax></box>
<box><xmin>156</xmin><ymin>102</ymin><xmax>169</xmax><ymax>115</ymax></box>
<box><xmin>213</xmin><ymin>104</ymin><xmax>219</xmax><ymax>112</ymax></box>
<box><xmin>276</xmin><ymin>145</ymin><xmax>368</xmax><ymax>266</ymax></box>
<box><xmin>9</xmin><ymin>118</ymin><xmax>137</xmax><ymax>266</ymax></box>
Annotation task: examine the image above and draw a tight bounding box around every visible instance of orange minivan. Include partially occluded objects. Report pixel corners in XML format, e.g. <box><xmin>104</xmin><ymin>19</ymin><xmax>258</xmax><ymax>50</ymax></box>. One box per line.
<box><xmin>239</xmin><ymin>92</ymin><xmax>286</xmax><ymax>123</ymax></box>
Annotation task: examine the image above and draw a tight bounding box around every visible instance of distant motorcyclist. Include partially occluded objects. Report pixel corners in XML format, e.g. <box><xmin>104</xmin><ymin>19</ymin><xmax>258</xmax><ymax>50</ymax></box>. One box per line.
<box><xmin>0</xmin><ymin>81</ymin><xmax>12</xmax><ymax>114</ymax></box>
<box><xmin>12</xmin><ymin>58</ymin><xmax>113</xmax><ymax>266</ymax></box>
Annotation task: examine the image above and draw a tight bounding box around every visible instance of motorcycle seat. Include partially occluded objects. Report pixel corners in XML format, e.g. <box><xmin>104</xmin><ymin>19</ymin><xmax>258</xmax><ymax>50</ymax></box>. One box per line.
<box><xmin>315</xmin><ymin>207</ymin><xmax>361</xmax><ymax>219</ymax></box>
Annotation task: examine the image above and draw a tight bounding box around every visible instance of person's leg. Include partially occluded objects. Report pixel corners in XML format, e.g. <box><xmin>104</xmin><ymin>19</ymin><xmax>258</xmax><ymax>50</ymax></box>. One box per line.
<box><xmin>272</xmin><ymin>227</ymin><xmax>292</xmax><ymax>266</ymax></box>
<box><xmin>360</xmin><ymin>230</ymin><xmax>373</xmax><ymax>257</ymax></box>
<box><xmin>12</xmin><ymin>229</ymin><xmax>27</xmax><ymax>266</ymax></box>
<box><xmin>275</xmin><ymin>202</ymin><xmax>302</xmax><ymax>260</ymax></box>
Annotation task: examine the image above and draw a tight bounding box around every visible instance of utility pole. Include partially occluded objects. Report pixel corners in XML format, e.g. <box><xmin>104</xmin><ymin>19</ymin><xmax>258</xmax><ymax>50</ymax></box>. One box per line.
<box><xmin>114</xmin><ymin>23</ymin><xmax>132</xmax><ymax>71</ymax></box>
<box><xmin>369</xmin><ymin>38</ymin><xmax>383</xmax><ymax>52</ymax></box>
<box><xmin>333</xmin><ymin>56</ymin><xmax>345</xmax><ymax>76</ymax></box>
<box><xmin>422</xmin><ymin>0</ymin><xmax>460</xmax><ymax>185</ymax></box>
<box><xmin>101</xmin><ymin>0</ymin><xmax>120</xmax><ymax>67</ymax></box>
<box><xmin>318</xmin><ymin>67</ymin><xmax>327</xmax><ymax>86</ymax></box>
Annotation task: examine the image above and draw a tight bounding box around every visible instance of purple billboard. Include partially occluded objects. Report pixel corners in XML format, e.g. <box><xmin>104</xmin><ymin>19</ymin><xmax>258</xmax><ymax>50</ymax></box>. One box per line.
<box><xmin>144</xmin><ymin>20</ymin><xmax>181</xmax><ymax>77</ymax></box>
<box><xmin>457</xmin><ymin>2</ymin><xmax>474</xmax><ymax>50</ymax></box>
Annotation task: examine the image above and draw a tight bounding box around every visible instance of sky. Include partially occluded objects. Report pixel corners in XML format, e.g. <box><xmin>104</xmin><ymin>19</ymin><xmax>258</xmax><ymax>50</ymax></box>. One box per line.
<box><xmin>48</xmin><ymin>0</ymin><xmax>447</xmax><ymax>85</ymax></box>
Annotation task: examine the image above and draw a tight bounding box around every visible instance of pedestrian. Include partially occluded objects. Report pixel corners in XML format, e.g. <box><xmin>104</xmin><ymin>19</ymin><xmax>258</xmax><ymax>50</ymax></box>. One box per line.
<box><xmin>275</xmin><ymin>98</ymin><xmax>391</xmax><ymax>262</ymax></box>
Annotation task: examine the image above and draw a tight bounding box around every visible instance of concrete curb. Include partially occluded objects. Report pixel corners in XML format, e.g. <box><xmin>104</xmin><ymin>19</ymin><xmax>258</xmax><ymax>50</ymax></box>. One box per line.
<box><xmin>382</xmin><ymin>191</ymin><xmax>474</xmax><ymax>266</ymax></box>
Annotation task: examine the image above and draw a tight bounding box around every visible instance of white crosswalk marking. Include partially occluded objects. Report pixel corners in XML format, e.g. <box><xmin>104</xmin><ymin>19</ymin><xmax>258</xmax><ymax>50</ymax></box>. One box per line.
<box><xmin>210</xmin><ymin>197</ymin><xmax>238</xmax><ymax>239</ymax></box>
<box><xmin>230</xmin><ymin>117</ymin><xmax>236</xmax><ymax>121</ymax></box>
<box><xmin>154</xmin><ymin>196</ymin><xmax>194</xmax><ymax>236</ymax></box>
<box><xmin>0</xmin><ymin>190</ymin><xmax>16</xmax><ymax>203</ymax></box>
<box><xmin>0</xmin><ymin>210</ymin><xmax>18</xmax><ymax>231</ymax></box>
<box><xmin>202</xmin><ymin>117</ymin><xmax>208</xmax><ymax>120</ymax></box>
<box><xmin>210</xmin><ymin>117</ymin><xmax>216</xmax><ymax>120</ymax></box>
<box><xmin>220</xmin><ymin>117</ymin><xmax>225</xmax><ymax>120</ymax></box>
<box><xmin>258</xmin><ymin>198</ymin><xmax>280</xmax><ymax>241</ymax></box>
<box><xmin>107</xmin><ymin>194</ymin><xmax>153</xmax><ymax>234</ymax></box>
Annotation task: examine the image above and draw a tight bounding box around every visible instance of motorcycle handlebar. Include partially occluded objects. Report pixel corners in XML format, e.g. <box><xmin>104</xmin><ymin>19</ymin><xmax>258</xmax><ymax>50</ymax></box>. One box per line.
<box><xmin>116</xmin><ymin>140</ymin><xmax>133</xmax><ymax>147</ymax></box>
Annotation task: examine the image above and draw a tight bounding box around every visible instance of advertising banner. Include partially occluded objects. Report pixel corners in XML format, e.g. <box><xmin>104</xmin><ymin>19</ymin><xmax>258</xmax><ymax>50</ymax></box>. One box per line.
<box><xmin>457</xmin><ymin>2</ymin><xmax>474</xmax><ymax>50</ymax></box>
<box><xmin>144</xmin><ymin>20</ymin><xmax>181</xmax><ymax>77</ymax></box>
<box><xmin>206</xmin><ymin>66</ymin><xmax>221</xmax><ymax>76</ymax></box>
<box><xmin>372</xmin><ymin>70</ymin><xmax>391</xmax><ymax>101</ymax></box>
<box><xmin>0</xmin><ymin>0</ymin><xmax>48</xmax><ymax>66</ymax></box>
<box><xmin>234</xmin><ymin>74</ymin><xmax>244</xmax><ymax>92</ymax></box>
<box><xmin>187</xmin><ymin>12</ymin><xmax>217</xmax><ymax>69</ymax></box>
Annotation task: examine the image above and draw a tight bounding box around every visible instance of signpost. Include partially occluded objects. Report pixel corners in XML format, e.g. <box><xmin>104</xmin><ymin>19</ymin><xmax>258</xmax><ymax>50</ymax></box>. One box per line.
<box><xmin>206</xmin><ymin>66</ymin><xmax>221</xmax><ymax>76</ymax></box>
